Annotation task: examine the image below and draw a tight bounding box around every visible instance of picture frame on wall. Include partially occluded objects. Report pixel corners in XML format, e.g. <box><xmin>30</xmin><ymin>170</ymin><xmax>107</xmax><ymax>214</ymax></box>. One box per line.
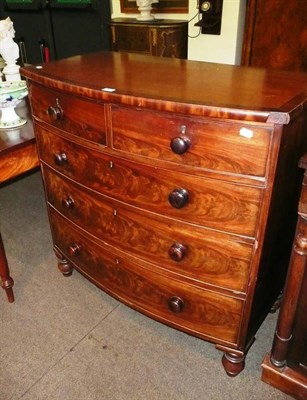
<box><xmin>120</xmin><ymin>0</ymin><xmax>189</xmax><ymax>13</ymax></box>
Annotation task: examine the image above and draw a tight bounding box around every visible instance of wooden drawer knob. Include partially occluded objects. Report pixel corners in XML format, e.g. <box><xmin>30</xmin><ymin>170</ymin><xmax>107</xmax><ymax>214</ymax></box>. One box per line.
<box><xmin>53</xmin><ymin>152</ymin><xmax>68</xmax><ymax>166</ymax></box>
<box><xmin>168</xmin><ymin>296</ymin><xmax>185</xmax><ymax>313</ymax></box>
<box><xmin>68</xmin><ymin>243</ymin><xmax>81</xmax><ymax>257</ymax></box>
<box><xmin>168</xmin><ymin>188</ymin><xmax>189</xmax><ymax>209</ymax></box>
<box><xmin>62</xmin><ymin>196</ymin><xmax>74</xmax><ymax>209</ymax></box>
<box><xmin>168</xmin><ymin>243</ymin><xmax>187</xmax><ymax>262</ymax></box>
<box><xmin>47</xmin><ymin>99</ymin><xmax>63</xmax><ymax>121</ymax></box>
<box><xmin>170</xmin><ymin>137</ymin><xmax>191</xmax><ymax>155</ymax></box>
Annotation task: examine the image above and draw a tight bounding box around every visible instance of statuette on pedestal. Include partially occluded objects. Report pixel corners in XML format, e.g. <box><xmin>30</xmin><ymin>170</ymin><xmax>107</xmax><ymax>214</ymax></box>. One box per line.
<box><xmin>136</xmin><ymin>0</ymin><xmax>159</xmax><ymax>21</ymax></box>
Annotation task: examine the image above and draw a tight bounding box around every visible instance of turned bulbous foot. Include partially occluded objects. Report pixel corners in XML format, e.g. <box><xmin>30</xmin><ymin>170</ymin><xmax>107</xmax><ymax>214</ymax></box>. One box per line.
<box><xmin>222</xmin><ymin>352</ymin><xmax>246</xmax><ymax>377</ymax></box>
<box><xmin>54</xmin><ymin>248</ymin><xmax>73</xmax><ymax>276</ymax></box>
<box><xmin>58</xmin><ymin>257</ymin><xmax>73</xmax><ymax>276</ymax></box>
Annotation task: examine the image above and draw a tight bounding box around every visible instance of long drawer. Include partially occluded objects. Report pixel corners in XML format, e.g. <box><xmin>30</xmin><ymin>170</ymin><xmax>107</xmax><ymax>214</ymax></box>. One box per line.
<box><xmin>43</xmin><ymin>166</ymin><xmax>255</xmax><ymax>293</ymax></box>
<box><xmin>111</xmin><ymin>105</ymin><xmax>272</xmax><ymax>177</ymax></box>
<box><xmin>29</xmin><ymin>83</ymin><xmax>107</xmax><ymax>145</ymax></box>
<box><xmin>36</xmin><ymin>126</ymin><xmax>263</xmax><ymax>236</ymax></box>
<box><xmin>50</xmin><ymin>210</ymin><xmax>244</xmax><ymax>346</ymax></box>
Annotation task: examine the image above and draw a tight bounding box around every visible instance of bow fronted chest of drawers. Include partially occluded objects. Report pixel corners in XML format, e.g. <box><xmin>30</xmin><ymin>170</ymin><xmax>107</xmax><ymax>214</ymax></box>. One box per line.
<box><xmin>21</xmin><ymin>52</ymin><xmax>307</xmax><ymax>376</ymax></box>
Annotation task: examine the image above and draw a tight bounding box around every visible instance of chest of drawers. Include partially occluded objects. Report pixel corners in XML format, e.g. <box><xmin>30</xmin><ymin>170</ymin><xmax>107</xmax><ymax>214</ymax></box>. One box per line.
<box><xmin>21</xmin><ymin>52</ymin><xmax>307</xmax><ymax>376</ymax></box>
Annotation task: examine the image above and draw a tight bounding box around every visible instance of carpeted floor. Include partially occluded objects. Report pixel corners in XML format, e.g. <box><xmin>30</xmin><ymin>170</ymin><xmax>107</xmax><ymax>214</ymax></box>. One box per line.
<box><xmin>0</xmin><ymin>171</ymin><xmax>292</xmax><ymax>400</ymax></box>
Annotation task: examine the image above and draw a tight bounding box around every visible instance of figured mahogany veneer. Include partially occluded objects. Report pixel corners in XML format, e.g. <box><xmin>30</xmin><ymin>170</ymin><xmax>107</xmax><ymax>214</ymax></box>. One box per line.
<box><xmin>111</xmin><ymin>105</ymin><xmax>271</xmax><ymax>177</ymax></box>
<box><xmin>36</xmin><ymin>126</ymin><xmax>262</xmax><ymax>236</ymax></box>
<box><xmin>30</xmin><ymin>84</ymin><xmax>107</xmax><ymax>146</ymax></box>
<box><xmin>50</xmin><ymin>209</ymin><xmax>243</xmax><ymax>345</ymax></box>
<box><xmin>43</xmin><ymin>167</ymin><xmax>254</xmax><ymax>293</ymax></box>
<box><xmin>21</xmin><ymin>51</ymin><xmax>307</xmax><ymax>376</ymax></box>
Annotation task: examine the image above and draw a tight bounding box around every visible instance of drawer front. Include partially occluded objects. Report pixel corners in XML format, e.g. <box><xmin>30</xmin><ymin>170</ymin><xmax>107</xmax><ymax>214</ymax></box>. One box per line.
<box><xmin>44</xmin><ymin>167</ymin><xmax>254</xmax><ymax>293</ymax></box>
<box><xmin>50</xmin><ymin>210</ymin><xmax>243</xmax><ymax>345</ymax></box>
<box><xmin>111</xmin><ymin>105</ymin><xmax>271</xmax><ymax>177</ymax></box>
<box><xmin>37</xmin><ymin>126</ymin><xmax>262</xmax><ymax>236</ymax></box>
<box><xmin>29</xmin><ymin>83</ymin><xmax>106</xmax><ymax>145</ymax></box>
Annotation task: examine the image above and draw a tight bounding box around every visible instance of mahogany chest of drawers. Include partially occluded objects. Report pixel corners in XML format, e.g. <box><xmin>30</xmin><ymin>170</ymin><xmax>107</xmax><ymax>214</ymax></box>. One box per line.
<box><xmin>21</xmin><ymin>52</ymin><xmax>307</xmax><ymax>376</ymax></box>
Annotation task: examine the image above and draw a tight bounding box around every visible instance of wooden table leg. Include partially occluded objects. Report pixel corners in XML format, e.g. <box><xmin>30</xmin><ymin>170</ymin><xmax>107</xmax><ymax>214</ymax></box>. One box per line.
<box><xmin>0</xmin><ymin>232</ymin><xmax>14</xmax><ymax>303</ymax></box>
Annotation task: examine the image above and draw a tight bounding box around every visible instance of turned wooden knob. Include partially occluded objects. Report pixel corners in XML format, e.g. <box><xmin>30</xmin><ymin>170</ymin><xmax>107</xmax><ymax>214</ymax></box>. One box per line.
<box><xmin>170</xmin><ymin>137</ymin><xmax>191</xmax><ymax>155</ymax></box>
<box><xmin>62</xmin><ymin>196</ymin><xmax>74</xmax><ymax>209</ymax></box>
<box><xmin>168</xmin><ymin>243</ymin><xmax>187</xmax><ymax>262</ymax></box>
<box><xmin>47</xmin><ymin>99</ymin><xmax>63</xmax><ymax>121</ymax></box>
<box><xmin>53</xmin><ymin>152</ymin><xmax>68</xmax><ymax>166</ymax></box>
<box><xmin>68</xmin><ymin>243</ymin><xmax>81</xmax><ymax>257</ymax></box>
<box><xmin>168</xmin><ymin>188</ymin><xmax>189</xmax><ymax>209</ymax></box>
<box><xmin>168</xmin><ymin>296</ymin><xmax>185</xmax><ymax>313</ymax></box>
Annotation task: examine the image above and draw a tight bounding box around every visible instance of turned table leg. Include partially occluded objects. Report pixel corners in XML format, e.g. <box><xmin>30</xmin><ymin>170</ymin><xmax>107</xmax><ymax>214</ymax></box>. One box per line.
<box><xmin>270</xmin><ymin>215</ymin><xmax>307</xmax><ymax>367</ymax></box>
<box><xmin>0</xmin><ymin>232</ymin><xmax>14</xmax><ymax>303</ymax></box>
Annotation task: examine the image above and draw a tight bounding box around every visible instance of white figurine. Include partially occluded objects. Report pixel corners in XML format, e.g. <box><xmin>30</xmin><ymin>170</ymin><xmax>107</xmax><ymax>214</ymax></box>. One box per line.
<box><xmin>136</xmin><ymin>0</ymin><xmax>159</xmax><ymax>21</ymax></box>
<box><xmin>0</xmin><ymin>17</ymin><xmax>21</xmax><ymax>82</ymax></box>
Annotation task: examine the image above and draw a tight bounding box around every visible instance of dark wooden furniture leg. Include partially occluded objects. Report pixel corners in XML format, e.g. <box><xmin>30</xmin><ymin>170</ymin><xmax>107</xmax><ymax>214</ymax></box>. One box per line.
<box><xmin>0</xmin><ymin>232</ymin><xmax>14</xmax><ymax>303</ymax></box>
<box><xmin>221</xmin><ymin>352</ymin><xmax>246</xmax><ymax>377</ymax></box>
<box><xmin>54</xmin><ymin>248</ymin><xmax>73</xmax><ymax>277</ymax></box>
<box><xmin>0</xmin><ymin>102</ymin><xmax>39</xmax><ymax>303</ymax></box>
<box><xmin>269</xmin><ymin>217</ymin><xmax>307</xmax><ymax>368</ymax></box>
<box><xmin>261</xmin><ymin>155</ymin><xmax>307</xmax><ymax>398</ymax></box>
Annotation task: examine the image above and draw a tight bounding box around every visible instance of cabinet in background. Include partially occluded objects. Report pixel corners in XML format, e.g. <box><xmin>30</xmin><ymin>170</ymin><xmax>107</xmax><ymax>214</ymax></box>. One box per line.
<box><xmin>110</xmin><ymin>18</ymin><xmax>188</xmax><ymax>59</ymax></box>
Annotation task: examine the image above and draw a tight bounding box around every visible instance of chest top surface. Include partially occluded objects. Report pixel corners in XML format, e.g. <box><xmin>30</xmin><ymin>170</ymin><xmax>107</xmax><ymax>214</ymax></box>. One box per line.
<box><xmin>21</xmin><ymin>51</ymin><xmax>307</xmax><ymax>124</ymax></box>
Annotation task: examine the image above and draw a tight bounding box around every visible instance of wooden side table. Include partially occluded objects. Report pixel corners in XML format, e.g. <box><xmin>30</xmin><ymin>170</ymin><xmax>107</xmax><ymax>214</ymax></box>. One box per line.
<box><xmin>261</xmin><ymin>154</ymin><xmax>307</xmax><ymax>399</ymax></box>
<box><xmin>0</xmin><ymin>101</ymin><xmax>39</xmax><ymax>302</ymax></box>
<box><xmin>109</xmin><ymin>18</ymin><xmax>188</xmax><ymax>59</ymax></box>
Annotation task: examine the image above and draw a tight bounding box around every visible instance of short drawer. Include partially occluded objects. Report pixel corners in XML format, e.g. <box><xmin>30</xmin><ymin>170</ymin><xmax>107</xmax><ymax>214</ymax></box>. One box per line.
<box><xmin>44</xmin><ymin>167</ymin><xmax>255</xmax><ymax>293</ymax></box>
<box><xmin>37</xmin><ymin>126</ymin><xmax>263</xmax><ymax>237</ymax></box>
<box><xmin>29</xmin><ymin>83</ymin><xmax>106</xmax><ymax>145</ymax></box>
<box><xmin>111</xmin><ymin>105</ymin><xmax>271</xmax><ymax>178</ymax></box>
<box><xmin>50</xmin><ymin>210</ymin><xmax>243</xmax><ymax>345</ymax></box>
